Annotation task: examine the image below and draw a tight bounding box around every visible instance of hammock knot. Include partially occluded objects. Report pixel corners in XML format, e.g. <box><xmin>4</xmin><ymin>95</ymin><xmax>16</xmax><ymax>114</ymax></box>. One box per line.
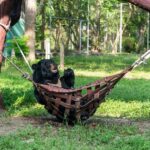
<box><xmin>22</xmin><ymin>73</ymin><xmax>32</xmax><ymax>81</ymax></box>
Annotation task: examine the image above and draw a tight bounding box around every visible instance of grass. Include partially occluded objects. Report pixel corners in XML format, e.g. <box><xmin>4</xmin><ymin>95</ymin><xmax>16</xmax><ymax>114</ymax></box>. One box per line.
<box><xmin>0</xmin><ymin>53</ymin><xmax>150</xmax><ymax>149</ymax></box>
<box><xmin>0</xmin><ymin>124</ymin><xmax>149</xmax><ymax>150</ymax></box>
<box><xmin>1</xmin><ymin>54</ymin><xmax>149</xmax><ymax>119</ymax></box>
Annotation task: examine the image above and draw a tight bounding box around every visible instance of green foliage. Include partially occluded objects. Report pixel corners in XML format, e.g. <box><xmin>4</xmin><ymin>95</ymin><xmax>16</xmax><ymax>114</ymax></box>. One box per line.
<box><xmin>35</xmin><ymin>0</ymin><xmax>149</xmax><ymax>54</ymax></box>
<box><xmin>123</xmin><ymin>37</ymin><xmax>136</xmax><ymax>53</ymax></box>
<box><xmin>7</xmin><ymin>36</ymin><xmax>29</xmax><ymax>57</ymax></box>
<box><xmin>0</xmin><ymin>124</ymin><xmax>149</xmax><ymax>150</ymax></box>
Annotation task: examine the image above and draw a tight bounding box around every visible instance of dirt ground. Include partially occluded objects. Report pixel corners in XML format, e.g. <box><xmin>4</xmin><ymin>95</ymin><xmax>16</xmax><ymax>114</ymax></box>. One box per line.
<box><xmin>0</xmin><ymin>108</ymin><xmax>150</xmax><ymax>136</ymax></box>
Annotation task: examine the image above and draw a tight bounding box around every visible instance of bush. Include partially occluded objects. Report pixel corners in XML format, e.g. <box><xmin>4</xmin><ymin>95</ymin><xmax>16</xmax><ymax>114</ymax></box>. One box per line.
<box><xmin>123</xmin><ymin>37</ymin><xmax>136</xmax><ymax>53</ymax></box>
<box><xmin>7</xmin><ymin>36</ymin><xmax>29</xmax><ymax>57</ymax></box>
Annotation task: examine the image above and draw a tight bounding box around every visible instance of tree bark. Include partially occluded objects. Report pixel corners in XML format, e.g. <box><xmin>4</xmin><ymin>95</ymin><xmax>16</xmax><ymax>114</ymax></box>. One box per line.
<box><xmin>25</xmin><ymin>0</ymin><xmax>36</xmax><ymax>61</ymax></box>
<box><xmin>41</xmin><ymin>0</ymin><xmax>45</xmax><ymax>51</ymax></box>
<box><xmin>128</xmin><ymin>0</ymin><xmax>150</xmax><ymax>11</ymax></box>
<box><xmin>60</xmin><ymin>39</ymin><xmax>64</xmax><ymax>70</ymax></box>
<box><xmin>59</xmin><ymin>25</ymin><xmax>64</xmax><ymax>70</ymax></box>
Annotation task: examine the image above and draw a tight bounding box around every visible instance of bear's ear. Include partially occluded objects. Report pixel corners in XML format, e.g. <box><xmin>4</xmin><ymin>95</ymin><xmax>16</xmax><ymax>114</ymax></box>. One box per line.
<box><xmin>32</xmin><ymin>64</ymin><xmax>37</xmax><ymax>70</ymax></box>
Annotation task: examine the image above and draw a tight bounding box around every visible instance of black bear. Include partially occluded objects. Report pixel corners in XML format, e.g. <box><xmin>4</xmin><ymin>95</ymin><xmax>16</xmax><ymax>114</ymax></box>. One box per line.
<box><xmin>32</xmin><ymin>59</ymin><xmax>59</xmax><ymax>84</ymax></box>
<box><xmin>60</xmin><ymin>68</ymin><xmax>75</xmax><ymax>89</ymax></box>
<box><xmin>32</xmin><ymin>59</ymin><xmax>60</xmax><ymax>104</ymax></box>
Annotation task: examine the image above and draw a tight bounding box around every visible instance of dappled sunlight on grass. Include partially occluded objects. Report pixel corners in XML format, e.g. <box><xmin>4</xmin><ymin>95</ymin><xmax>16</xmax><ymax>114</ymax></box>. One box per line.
<box><xmin>126</xmin><ymin>71</ymin><xmax>150</xmax><ymax>79</ymax></box>
<box><xmin>75</xmin><ymin>70</ymin><xmax>150</xmax><ymax>80</ymax></box>
<box><xmin>108</xmin><ymin>79</ymin><xmax>150</xmax><ymax>102</ymax></box>
<box><xmin>12</xmin><ymin>104</ymin><xmax>48</xmax><ymax>117</ymax></box>
<box><xmin>75</xmin><ymin>70</ymin><xmax>113</xmax><ymax>78</ymax></box>
<box><xmin>0</xmin><ymin>54</ymin><xmax>150</xmax><ymax>120</ymax></box>
<box><xmin>1</xmin><ymin>122</ymin><xmax>149</xmax><ymax>150</ymax></box>
<box><xmin>96</xmin><ymin>99</ymin><xmax>150</xmax><ymax>119</ymax></box>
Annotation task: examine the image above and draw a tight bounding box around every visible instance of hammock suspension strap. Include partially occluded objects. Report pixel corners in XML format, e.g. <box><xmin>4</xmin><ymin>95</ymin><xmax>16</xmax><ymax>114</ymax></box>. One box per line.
<box><xmin>131</xmin><ymin>50</ymin><xmax>150</xmax><ymax>68</ymax></box>
<box><xmin>0</xmin><ymin>52</ymin><xmax>32</xmax><ymax>81</ymax></box>
<box><xmin>9</xmin><ymin>29</ymin><xmax>33</xmax><ymax>73</ymax></box>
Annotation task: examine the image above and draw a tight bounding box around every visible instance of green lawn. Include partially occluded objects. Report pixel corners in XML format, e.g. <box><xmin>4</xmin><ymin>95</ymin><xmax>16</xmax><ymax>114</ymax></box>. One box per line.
<box><xmin>0</xmin><ymin>54</ymin><xmax>150</xmax><ymax>149</ymax></box>
<box><xmin>0</xmin><ymin>124</ymin><xmax>149</xmax><ymax>150</ymax></box>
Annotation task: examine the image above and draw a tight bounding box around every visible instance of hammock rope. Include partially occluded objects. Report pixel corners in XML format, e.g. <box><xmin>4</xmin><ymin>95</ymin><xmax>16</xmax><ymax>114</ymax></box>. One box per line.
<box><xmin>1</xmin><ymin>41</ymin><xmax>150</xmax><ymax>122</ymax></box>
<box><xmin>35</xmin><ymin>65</ymin><xmax>132</xmax><ymax>122</ymax></box>
<box><xmin>1</xmin><ymin>54</ymin><xmax>32</xmax><ymax>81</ymax></box>
<box><xmin>32</xmin><ymin>51</ymin><xmax>150</xmax><ymax>122</ymax></box>
<box><xmin>131</xmin><ymin>50</ymin><xmax>150</xmax><ymax>68</ymax></box>
<box><xmin>8</xmin><ymin>29</ymin><xmax>33</xmax><ymax>73</ymax></box>
<box><xmin>1</xmin><ymin>2</ymin><xmax>150</xmax><ymax>122</ymax></box>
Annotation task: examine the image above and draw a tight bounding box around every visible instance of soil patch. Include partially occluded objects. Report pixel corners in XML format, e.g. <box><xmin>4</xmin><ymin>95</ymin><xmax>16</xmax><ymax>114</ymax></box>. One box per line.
<box><xmin>0</xmin><ymin>116</ymin><xmax>149</xmax><ymax>135</ymax></box>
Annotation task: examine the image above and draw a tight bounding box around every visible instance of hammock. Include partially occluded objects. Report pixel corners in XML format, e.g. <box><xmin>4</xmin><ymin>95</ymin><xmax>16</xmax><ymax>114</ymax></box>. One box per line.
<box><xmin>31</xmin><ymin>50</ymin><xmax>150</xmax><ymax>123</ymax></box>
<box><xmin>1</xmin><ymin>0</ymin><xmax>150</xmax><ymax>123</ymax></box>
<box><xmin>1</xmin><ymin>21</ymin><xmax>150</xmax><ymax>123</ymax></box>
<box><xmin>34</xmin><ymin>67</ymin><xmax>131</xmax><ymax>122</ymax></box>
<box><xmin>2</xmin><ymin>48</ymin><xmax>150</xmax><ymax>123</ymax></box>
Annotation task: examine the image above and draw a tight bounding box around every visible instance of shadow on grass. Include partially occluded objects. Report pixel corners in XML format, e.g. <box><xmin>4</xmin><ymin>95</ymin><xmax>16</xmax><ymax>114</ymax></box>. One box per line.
<box><xmin>1</xmin><ymin>86</ymin><xmax>36</xmax><ymax>108</ymax></box>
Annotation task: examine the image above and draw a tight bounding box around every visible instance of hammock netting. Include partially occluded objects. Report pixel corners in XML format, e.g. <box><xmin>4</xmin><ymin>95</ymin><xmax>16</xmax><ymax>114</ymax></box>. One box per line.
<box><xmin>34</xmin><ymin>66</ymin><xmax>133</xmax><ymax>123</ymax></box>
<box><xmin>1</xmin><ymin>0</ymin><xmax>150</xmax><ymax>123</ymax></box>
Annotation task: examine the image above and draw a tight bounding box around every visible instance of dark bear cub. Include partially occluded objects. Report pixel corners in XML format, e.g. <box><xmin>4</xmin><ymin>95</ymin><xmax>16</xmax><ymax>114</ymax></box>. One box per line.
<box><xmin>60</xmin><ymin>68</ymin><xmax>75</xmax><ymax>89</ymax></box>
<box><xmin>32</xmin><ymin>59</ymin><xmax>60</xmax><ymax>104</ymax></box>
<box><xmin>32</xmin><ymin>59</ymin><xmax>59</xmax><ymax>84</ymax></box>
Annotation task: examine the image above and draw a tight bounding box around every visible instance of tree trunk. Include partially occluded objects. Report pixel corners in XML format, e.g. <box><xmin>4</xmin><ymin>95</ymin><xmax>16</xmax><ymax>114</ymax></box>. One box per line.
<box><xmin>25</xmin><ymin>0</ymin><xmax>36</xmax><ymax>61</ymax></box>
<box><xmin>112</xmin><ymin>30</ymin><xmax>120</xmax><ymax>54</ymax></box>
<box><xmin>59</xmin><ymin>25</ymin><xmax>64</xmax><ymax>70</ymax></box>
<box><xmin>136</xmin><ymin>26</ymin><xmax>146</xmax><ymax>52</ymax></box>
<box><xmin>60</xmin><ymin>39</ymin><xmax>64</xmax><ymax>70</ymax></box>
<box><xmin>128</xmin><ymin>0</ymin><xmax>150</xmax><ymax>11</ymax></box>
<box><xmin>41</xmin><ymin>0</ymin><xmax>45</xmax><ymax>51</ymax></box>
<box><xmin>55</xmin><ymin>27</ymin><xmax>61</xmax><ymax>51</ymax></box>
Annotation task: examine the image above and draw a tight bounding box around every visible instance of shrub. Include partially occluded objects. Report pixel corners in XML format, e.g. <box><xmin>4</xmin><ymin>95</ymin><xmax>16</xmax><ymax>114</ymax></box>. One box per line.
<box><xmin>123</xmin><ymin>37</ymin><xmax>136</xmax><ymax>53</ymax></box>
<box><xmin>7</xmin><ymin>36</ymin><xmax>29</xmax><ymax>57</ymax></box>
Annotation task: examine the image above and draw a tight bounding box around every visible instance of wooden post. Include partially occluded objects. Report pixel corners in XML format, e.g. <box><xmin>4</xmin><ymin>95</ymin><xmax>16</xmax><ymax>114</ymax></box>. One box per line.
<box><xmin>79</xmin><ymin>20</ymin><xmax>82</xmax><ymax>53</ymax></box>
<box><xmin>119</xmin><ymin>3</ymin><xmax>123</xmax><ymax>53</ymax></box>
<box><xmin>60</xmin><ymin>38</ymin><xmax>64</xmax><ymax>70</ymax></box>
<box><xmin>147</xmin><ymin>12</ymin><xmax>150</xmax><ymax>50</ymax></box>
<box><xmin>41</xmin><ymin>0</ymin><xmax>45</xmax><ymax>52</ymax></box>
<box><xmin>87</xmin><ymin>0</ymin><xmax>90</xmax><ymax>55</ymax></box>
<box><xmin>44</xmin><ymin>38</ymin><xmax>51</xmax><ymax>59</ymax></box>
